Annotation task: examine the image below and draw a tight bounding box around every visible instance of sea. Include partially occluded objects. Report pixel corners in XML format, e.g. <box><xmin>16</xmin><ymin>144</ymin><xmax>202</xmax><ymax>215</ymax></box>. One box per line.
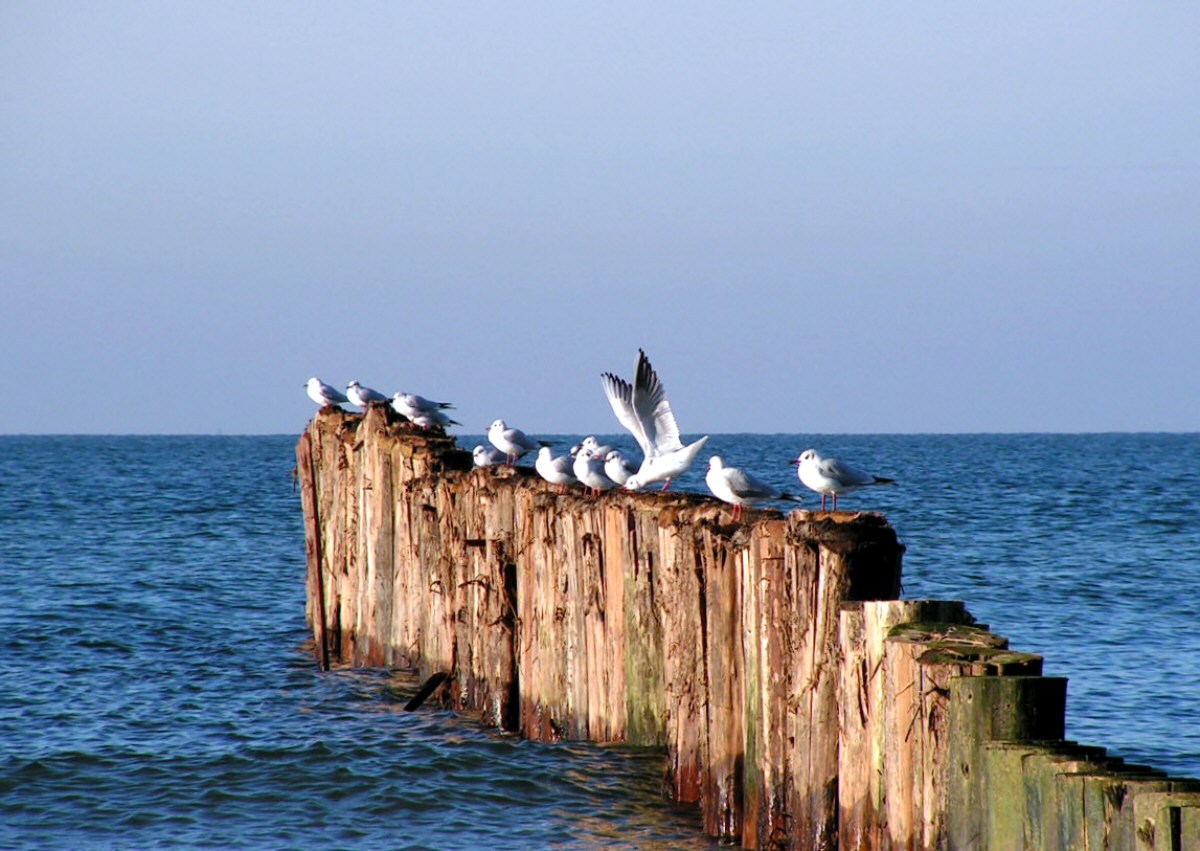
<box><xmin>2</xmin><ymin>431</ymin><xmax>1198</xmax><ymax>850</ymax></box>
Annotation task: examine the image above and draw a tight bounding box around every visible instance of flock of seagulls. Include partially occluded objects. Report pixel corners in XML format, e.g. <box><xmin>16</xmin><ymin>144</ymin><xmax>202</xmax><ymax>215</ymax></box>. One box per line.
<box><xmin>306</xmin><ymin>377</ymin><xmax>462</xmax><ymax>429</ymax></box>
<box><xmin>304</xmin><ymin>351</ymin><xmax>894</xmax><ymax>518</ymax></box>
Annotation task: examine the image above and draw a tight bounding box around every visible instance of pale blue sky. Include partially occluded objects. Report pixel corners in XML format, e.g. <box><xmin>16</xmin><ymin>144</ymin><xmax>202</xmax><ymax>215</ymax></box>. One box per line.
<box><xmin>3</xmin><ymin>3</ymin><xmax>1197</xmax><ymax>434</ymax></box>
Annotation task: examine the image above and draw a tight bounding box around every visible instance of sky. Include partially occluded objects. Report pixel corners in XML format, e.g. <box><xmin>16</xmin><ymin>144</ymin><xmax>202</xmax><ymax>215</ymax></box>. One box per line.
<box><xmin>2</xmin><ymin>2</ymin><xmax>1198</xmax><ymax>435</ymax></box>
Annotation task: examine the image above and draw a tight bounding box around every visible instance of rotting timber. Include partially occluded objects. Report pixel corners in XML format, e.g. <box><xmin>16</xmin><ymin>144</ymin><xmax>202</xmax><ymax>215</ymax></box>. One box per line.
<box><xmin>297</xmin><ymin>408</ymin><xmax>1200</xmax><ymax>849</ymax></box>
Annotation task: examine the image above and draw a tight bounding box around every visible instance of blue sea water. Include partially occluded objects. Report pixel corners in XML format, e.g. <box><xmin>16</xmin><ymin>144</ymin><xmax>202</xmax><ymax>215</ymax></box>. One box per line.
<box><xmin>2</xmin><ymin>432</ymin><xmax>1198</xmax><ymax>849</ymax></box>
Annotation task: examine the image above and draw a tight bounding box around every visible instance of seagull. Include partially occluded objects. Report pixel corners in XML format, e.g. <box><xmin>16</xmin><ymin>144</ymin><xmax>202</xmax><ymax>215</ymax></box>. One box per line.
<box><xmin>391</xmin><ymin>392</ymin><xmax>455</xmax><ymax>420</ymax></box>
<box><xmin>705</xmin><ymin>456</ymin><xmax>801</xmax><ymax>521</ymax></box>
<box><xmin>346</xmin><ymin>380</ymin><xmax>389</xmax><ymax>409</ymax></box>
<box><xmin>603</xmin><ymin>449</ymin><xmax>638</xmax><ymax>487</ymax></box>
<box><xmin>473</xmin><ymin>445</ymin><xmax>507</xmax><ymax>468</ymax></box>
<box><xmin>791</xmin><ymin>448</ymin><xmax>895</xmax><ymax>511</ymax></box>
<box><xmin>581</xmin><ymin>436</ymin><xmax>615</xmax><ymax>458</ymax></box>
<box><xmin>306</xmin><ymin>377</ymin><xmax>349</xmax><ymax>408</ymax></box>
<box><xmin>535</xmin><ymin>446</ymin><xmax>577</xmax><ymax>492</ymax></box>
<box><xmin>601</xmin><ymin>349</ymin><xmax>709</xmax><ymax>491</ymax></box>
<box><xmin>573</xmin><ymin>446</ymin><xmax>616</xmax><ymax>496</ymax></box>
<box><xmin>486</xmin><ymin>419</ymin><xmax>548</xmax><ymax>465</ymax></box>
<box><xmin>409</xmin><ymin>410</ymin><xmax>461</xmax><ymax>430</ymax></box>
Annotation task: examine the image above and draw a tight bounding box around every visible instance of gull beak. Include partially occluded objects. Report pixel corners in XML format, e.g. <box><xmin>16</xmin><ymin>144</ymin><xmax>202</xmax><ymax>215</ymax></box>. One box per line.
<box><xmin>789</xmin><ymin>459</ymin><xmax>801</xmax><ymax>465</ymax></box>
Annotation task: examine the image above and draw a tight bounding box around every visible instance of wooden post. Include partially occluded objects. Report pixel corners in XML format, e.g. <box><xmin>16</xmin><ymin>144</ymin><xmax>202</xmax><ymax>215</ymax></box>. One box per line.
<box><xmin>1019</xmin><ymin>744</ymin><xmax>1111</xmax><ymax>850</ymax></box>
<box><xmin>947</xmin><ymin>676</ymin><xmax>1068</xmax><ymax>850</ymax></box>
<box><xmin>296</xmin><ymin>431</ymin><xmax>330</xmax><ymax>671</ymax></box>
<box><xmin>838</xmin><ymin>601</ymin><xmax>974</xmax><ymax>851</ymax></box>
<box><xmin>875</xmin><ymin>620</ymin><xmax>1042</xmax><ymax>851</ymax></box>
<box><xmin>701</xmin><ymin>524</ymin><xmax>745</xmax><ymax>842</ymax></box>
<box><xmin>784</xmin><ymin>516</ymin><xmax>907</xmax><ymax>851</ymax></box>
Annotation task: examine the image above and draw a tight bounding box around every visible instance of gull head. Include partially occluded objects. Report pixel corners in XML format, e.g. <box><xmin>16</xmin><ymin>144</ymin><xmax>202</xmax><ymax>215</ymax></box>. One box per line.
<box><xmin>708</xmin><ymin>456</ymin><xmax>725</xmax><ymax>472</ymax></box>
<box><xmin>791</xmin><ymin>449</ymin><xmax>818</xmax><ymax>466</ymax></box>
<box><xmin>472</xmin><ymin>445</ymin><xmax>496</xmax><ymax>464</ymax></box>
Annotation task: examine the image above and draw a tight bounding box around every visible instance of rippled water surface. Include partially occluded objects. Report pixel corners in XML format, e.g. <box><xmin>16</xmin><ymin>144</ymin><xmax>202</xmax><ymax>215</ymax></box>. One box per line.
<box><xmin>2</xmin><ymin>433</ymin><xmax>1198</xmax><ymax>849</ymax></box>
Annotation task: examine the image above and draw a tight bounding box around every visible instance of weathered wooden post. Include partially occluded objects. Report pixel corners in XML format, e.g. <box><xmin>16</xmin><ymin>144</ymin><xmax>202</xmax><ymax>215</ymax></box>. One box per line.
<box><xmin>296</xmin><ymin>431</ymin><xmax>330</xmax><ymax>671</ymax></box>
<box><xmin>838</xmin><ymin>600</ymin><xmax>975</xmax><ymax>850</ymax></box>
<box><xmin>947</xmin><ymin>676</ymin><xmax>1068</xmax><ymax>850</ymax></box>
<box><xmin>739</xmin><ymin>514</ymin><xmax>903</xmax><ymax>850</ymax></box>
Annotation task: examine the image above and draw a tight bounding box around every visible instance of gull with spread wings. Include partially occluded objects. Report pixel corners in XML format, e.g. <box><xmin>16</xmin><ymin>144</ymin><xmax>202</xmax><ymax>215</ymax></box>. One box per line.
<box><xmin>601</xmin><ymin>349</ymin><xmax>709</xmax><ymax>491</ymax></box>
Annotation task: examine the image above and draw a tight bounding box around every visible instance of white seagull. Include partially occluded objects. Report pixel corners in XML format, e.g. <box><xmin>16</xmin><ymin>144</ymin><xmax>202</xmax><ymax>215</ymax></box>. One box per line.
<box><xmin>346</xmin><ymin>380</ymin><xmax>389</xmax><ymax>408</ymax></box>
<box><xmin>409</xmin><ymin>410</ymin><xmax>461</xmax><ymax>430</ymax></box>
<box><xmin>705</xmin><ymin>456</ymin><xmax>801</xmax><ymax>521</ymax></box>
<box><xmin>581</xmin><ymin>436</ymin><xmax>615</xmax><ymax>459</ymax></box>
<box><xmin>791</xmin><ymin>448</ymin><xmax>895</xmax><ymax>511</ymax></box>
<box><xmin>573</xmin><ymin>446</ymin><xmax>616</xmax><ymax>496</ymax></box>
<box><xmin>535</xmin><ymin>446</ymin><xmax>577</xmax><ymax>492</ymax></box>
<box><xmin>391</xmin><ymin>392</ymin><xmax>455</xmax><ymax>420</ymax></box>
<box><xmin>603</xmin><ymin>449</ymin><xmax>638</xmax><ymax>487</ymax></box>
<box><xmin>601</xmin><ymin>349</ymin><xmax>709</xmax><ymax>491</ymax></box>
<box><xmin>306</xmin><ymin>377</ymin><xmax>349</xmax><ymax>408</ymax></box>
<box><xmin>472</xmin><ymin>445</ymin><xmax>507</xmax><ymax>468</ymax></box>
<box><xmin>486</xmin><ymin>419</ymin><xmax>547</xmax><ymax>465</ymax></box>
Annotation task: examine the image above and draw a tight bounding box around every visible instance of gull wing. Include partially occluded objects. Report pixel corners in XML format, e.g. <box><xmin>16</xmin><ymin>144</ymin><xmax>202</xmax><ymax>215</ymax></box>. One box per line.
<box><xmin>820</xmin><ymin>456</ymin><xmax>873</xmax><ymax>487</ymax></box>
<box><xmin>323</xmin><ymin>383</ymin><xmax>349</xmax><ymax>403</ymax></box>
<box><xmin>726</xmin><ymin>467</ymin><xmax>779</xmax><ymax>501</ymax></box>
<box><xmin>602</xmin><ymin>371</ymin><xmax>654</xmax><ymax>458</ymax></box>
<box><xmin>506</xmin><ymin>427</ymin><xmax>539</xmax><ymax>451</ymax></box>
<box><xmin>631</xmin><ymin>349</ymin><xmax>683</xmax><ymax>455</ymax></box>
<box><xmin>553</xmin><ymin>455</ymin><xmax>575</xmax><ymax>476</ymax></box>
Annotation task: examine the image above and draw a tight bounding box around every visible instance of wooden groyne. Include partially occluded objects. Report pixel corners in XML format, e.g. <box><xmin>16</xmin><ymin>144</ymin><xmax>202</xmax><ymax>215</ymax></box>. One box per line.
<box><xmin>297</xmin><ymin>408</ymin><xmax>1200</xmax><ymax>849</ymax></box>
